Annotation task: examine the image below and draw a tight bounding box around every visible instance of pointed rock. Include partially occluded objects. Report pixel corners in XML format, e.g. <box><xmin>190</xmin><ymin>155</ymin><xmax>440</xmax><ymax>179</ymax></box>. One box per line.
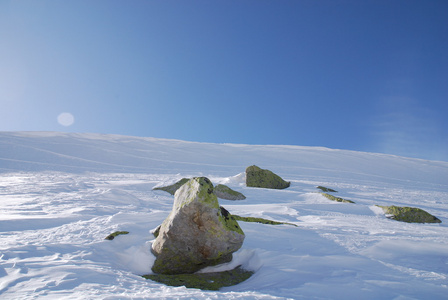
<box><xmin>151</xmin><ymin>177</ymin><xmax>245</xmax><ymax>275</ymax></box>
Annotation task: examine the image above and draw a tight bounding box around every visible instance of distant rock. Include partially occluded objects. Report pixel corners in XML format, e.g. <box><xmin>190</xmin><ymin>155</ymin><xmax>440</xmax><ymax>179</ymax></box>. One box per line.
<box><xmin>245</xmin><ymin>165</ymin><xmax>290</xmax><ymax>189</ymax></box>
<box><xmin>214</xmin><ymin>184</ymin><xmax>246</xmax><ymax>200</ymax></box>
<box><xmin>151</xmin><ymin>177</ymin><xmax>245</xmax><ymax>275</ymax></box>
<box><xmin>153</xmin><ymin>178</ymin><xmax>189</xmax><ymax>195</ymax></box>
<box><xmin>104</xmin><ymin>231</ymin><xmax>129</xmax><ymax>240</ymax></box>
<box><xmin>320</xmin><ymin>193</ymin><xmax>355</xmax><ymax>203</ymax></box>
<box><xmin>377</xmin><ymin>205</ymin><xmax>441</xmax><ymax>223</ymax></box>
<box><xmin>317</xmin><ymin>186</ymin><xmax>338</xmax><ymax>193</ymax></box>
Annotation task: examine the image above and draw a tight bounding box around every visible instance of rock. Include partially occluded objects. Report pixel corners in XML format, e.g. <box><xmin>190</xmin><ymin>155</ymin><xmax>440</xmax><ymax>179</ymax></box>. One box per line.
<box><xmin>320</xmin><ymin>193</ymin><xmax>355</xmax><ymax>203</ymax></box>
<box><xmin>143</xmin><ymin>265</ymin><xmax>253</xmax><ymax>290</ymax></box>
<box><xmin>214</xmin><ymin>184</ymin><xmax>246</xmax><ymax>200</ymax></box>
<box><xmin>153</xmin><ymin>178</ymin><xmax>189</xmax><ymax>195</ymax></box>
<box><xmin>245</xmin><ymin>165</ymin><xmax>290</xmax><ymax>189</ymax></box>
<box><xmin>377</xmin><ymin>205</ymin><xmax>441</xmax><ymax>223</ymax></box>
<box><xmin>151</xmin><ymin>177</ymin><xmax>245</xmax><ymax>275</ymax></box>
<box><xmin>317</xmin><ymin>186</ymin><xmax>338</xmax><ymax>193</ymax></box>
<box><xmin>104</xmin><ymin>231</ymin><xmax>129</xmax><ymax>240</ymax></box>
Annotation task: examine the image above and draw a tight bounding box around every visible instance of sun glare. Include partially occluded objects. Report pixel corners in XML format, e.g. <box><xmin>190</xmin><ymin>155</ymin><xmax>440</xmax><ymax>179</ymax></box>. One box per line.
<box><xmin>57</xmin><ymin>112</ymin><xmax>75</xmax><ymax>127</ymax></box>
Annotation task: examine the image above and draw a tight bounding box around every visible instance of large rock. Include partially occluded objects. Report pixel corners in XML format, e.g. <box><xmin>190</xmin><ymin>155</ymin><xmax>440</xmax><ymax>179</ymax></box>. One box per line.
<box><xmin>151</xmin><ymin>177</ymin><xmax>245</xmax><ymax>275</ymax></box>
<box><xmin>245</xmin><ymin>165</ymin><xmax>290</xmax><ymax>189</ymax></box>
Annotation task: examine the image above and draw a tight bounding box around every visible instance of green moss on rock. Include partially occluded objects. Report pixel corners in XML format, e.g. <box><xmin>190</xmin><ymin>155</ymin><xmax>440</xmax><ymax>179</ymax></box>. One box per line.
<box><xmin>104</xmin><ymin>231</ymin><xmax>129</xmax><ymax>240</ymax></box>
<box><xmin>153</xmin><ymin>178</ymin><xmax>190</xmax><ymax>195</ymax></box>
<box><xmin>377</xmin><ymin>205</ymin><xmax>442</xmax><ymax>223</ymax></box>
<box><xmin>143</xmin><ymin>266</ymin><xmax>253</xmax><ymax>291</ymax></box>
<box><xmin>214</xmin><ymin>184</ymin><xmax>246</xmax><ymax>200</ymax></box>
<box><xmin>321</xmin><ymin>193</ymin><xmax>355</xmax><ymax>203</ymax></box>
<box><xmin>317</xmin><ymin>186</ymin><xmax>338</xmax><ymax>193</ymax></box>
<box><xmin>232</xmin><ymin>215</ymin><xmax>297</xmax><ymax>227</ymax></box>
<box><xmin>245</xmin><ymin>165</ymin><xmax>290</xmax><ymax>189</ymax></box>
<box><xmin>220</xmin><ymin>207</ymin><xmax>245</xmax><ymax>235</ymax></box>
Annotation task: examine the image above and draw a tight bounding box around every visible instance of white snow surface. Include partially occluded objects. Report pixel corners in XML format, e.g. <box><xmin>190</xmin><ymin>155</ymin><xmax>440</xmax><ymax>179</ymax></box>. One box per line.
<box><xmin>1</xmin><ymin>131</ymin><xmax>447</xmax><ymax>299</ymax></box>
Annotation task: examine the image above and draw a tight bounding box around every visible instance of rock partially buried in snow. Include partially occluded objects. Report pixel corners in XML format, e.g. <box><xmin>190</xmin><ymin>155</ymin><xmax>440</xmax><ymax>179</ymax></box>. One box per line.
<box><xmin>245</xmin><ymin>165</ymin><xmax>290</xmax><ymax>189</ymax></box>
<box><xmin>213</xmin><ymin>184</ymin><xmax>246</xmax><ymax>200</ymax></box>
<box><xmin>151</xmin><ymin>177</ymin><xmax>245</xmax><ymax>275</ymax></box>
<box><xmin>153</xmin><ymin>178</ymin><xmax>189</xmax><ymax>195</ymax></box>
<box><xmin>377</xmin><ymin>205</ymin><xmax>442</xmax><ymax>223</ymax></box>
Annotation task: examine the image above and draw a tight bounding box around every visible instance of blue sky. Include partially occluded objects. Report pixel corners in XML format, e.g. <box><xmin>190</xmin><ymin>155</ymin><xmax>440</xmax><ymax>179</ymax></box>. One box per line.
<box><xmin>1</xmin><ymin>1</ymin><xmax>447</xmax><ymax>161</ymax></box>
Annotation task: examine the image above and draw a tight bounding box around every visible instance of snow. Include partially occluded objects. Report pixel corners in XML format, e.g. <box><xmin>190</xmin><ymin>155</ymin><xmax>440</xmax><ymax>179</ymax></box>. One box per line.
<box><xmin>0</xmin><ymin>131</ymin><xmax>447</xmax><ymax>299</ymax></box>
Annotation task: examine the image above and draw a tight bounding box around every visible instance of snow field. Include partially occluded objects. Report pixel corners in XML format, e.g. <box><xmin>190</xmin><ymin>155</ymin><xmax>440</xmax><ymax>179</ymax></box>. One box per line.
<box><xmin>0</xmin><ymin>132</ymin><xmax>447</xmax><ymax>299</ymax></box>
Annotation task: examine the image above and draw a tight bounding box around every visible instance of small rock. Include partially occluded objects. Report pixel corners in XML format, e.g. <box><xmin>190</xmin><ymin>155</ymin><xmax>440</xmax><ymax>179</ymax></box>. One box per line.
<box><xmin>214</xmin><ymin>184</ymin><xmax>246</xmax><ymax>200</ymax></box>
<box><xmin>153</xmin><ymin>178</ymin><xmax>190</xmax><ymax>195</ymax></box>
<box><xmin>377</xmin><ymin>205</ymin><xmax>441</xmax><ymax>223</ymax></box>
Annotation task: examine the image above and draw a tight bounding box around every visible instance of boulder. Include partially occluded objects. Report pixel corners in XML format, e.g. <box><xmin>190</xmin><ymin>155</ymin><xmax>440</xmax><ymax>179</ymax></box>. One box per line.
<box><xmin>377</xmin><ymin>205</ymin><xmax>441</xmax><ymax>223</ymax></box>
<box><xmin>245</xmin><ymin>165</ymin><xmax>290</xmax><ymax>189</ymax></box>
<box><xmin>151</xmin><ymin>177</ymin><xmax>245</xmax><ymax>275</ymax></box>
<box><xmin>214</xmin><ymin>184</ymin><xmax>246</xmax><ymax>200</ymax></box>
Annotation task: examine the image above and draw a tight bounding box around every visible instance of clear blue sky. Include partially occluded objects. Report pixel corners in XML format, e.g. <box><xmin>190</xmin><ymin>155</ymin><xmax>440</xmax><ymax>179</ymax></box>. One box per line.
<box><xmin>1</xmin><ymin>0</ymin><xmax>447</xmax><ymax>161</ymax></box>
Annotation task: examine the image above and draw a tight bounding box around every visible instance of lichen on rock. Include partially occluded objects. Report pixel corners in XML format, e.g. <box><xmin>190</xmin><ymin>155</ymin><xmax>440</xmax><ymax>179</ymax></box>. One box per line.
<box><xmin>245</xmin><ymin>165</ymin><xmax>290</xmax><ymax>189</ymax></box>
<box><xmin>151</xmin><ymin>177</ymin><xmax>245</xmax><ymax>275</ymax></box>
<box><xmin>377</xmin><ymin>205</ymin><xmax>441</xmax><ymax>223</ymax></box>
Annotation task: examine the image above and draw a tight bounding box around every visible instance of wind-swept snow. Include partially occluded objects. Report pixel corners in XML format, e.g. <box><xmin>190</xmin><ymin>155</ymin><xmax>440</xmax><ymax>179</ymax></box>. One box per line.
<box><xmin>0</xmin><ymin>132</ymin><xmax>447</xmax><ymax>299</ymax></box>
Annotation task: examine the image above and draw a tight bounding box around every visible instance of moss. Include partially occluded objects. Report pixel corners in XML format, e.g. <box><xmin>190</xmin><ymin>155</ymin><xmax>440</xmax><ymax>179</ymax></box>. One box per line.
<box><xmin>317</xmin><ymin>186</ymin><xmax>338</xmax><ymax>193</ymax></box>
<box><xmin>214</xmin><ymin>184</ymin><xmax>246</xmax><ymax>200</ymax></box>
<box><xmin>220</xmin><ymin>206</ymin><xmax>245</xmax><ymax>235</ymax></box>
<box><xmin>153</xmin><ymin>178</ymin><xmax>190</xmax><ymax>195</ymax></box>
<box><xmin>377</xmin><ymin>205</ymin><xmax>442</xmax><ymax>223</ymax></box>
<box><xmin>321</xmin><ymin>193</ymin><xmax>355</xmax><ymax>203</ymax></box>
<box><xmin>143</xmin><ymin>266</ymin><xmax>253</xmax><ymax>290</ymax></box>
<box><xmin>193</xmin><ymin>177</ymin><xmax>219</xmax><ymax>209</ymax></box>
<box><xmin>104</xmin><ymin>231</ymin><xmax>129</xmax><ymax>240</ymax></box>
<box><xmin>245</xmin><ymin>165</ymin><xmax>290</xmax><ymax>189</ymax></box>
<box><xmin>232</xmin><ymin>214</ymin><xmax>297</xmax><ymax>227</ymax></box>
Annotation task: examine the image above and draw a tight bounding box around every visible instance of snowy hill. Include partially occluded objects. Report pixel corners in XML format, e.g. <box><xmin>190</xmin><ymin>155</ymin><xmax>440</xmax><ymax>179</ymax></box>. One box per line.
<box><xmin>0</xmin><ymin>132</ymin><xmax>447</xmax><ymax>299</ymax></box>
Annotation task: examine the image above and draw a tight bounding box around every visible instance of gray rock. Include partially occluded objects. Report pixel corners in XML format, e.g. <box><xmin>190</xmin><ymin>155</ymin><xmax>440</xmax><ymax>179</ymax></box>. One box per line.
<box><xmin>151</xmin><ymin>177</ymin><xmax>245</xmax><ymax>275</ymax></box>
<box><xmin>153</xmin><ymin>178</ymin><xmax>189</xmax><ymax>195</ymax></box>
<box><xmin>214</xmin><ymin>184</ymin><xmax>246</xmax><ymax>200</ymax></box>
<box><xmin>245</xmin><ymin>165</ymin><xmax>290</xmax><ymax>189</ymax></box>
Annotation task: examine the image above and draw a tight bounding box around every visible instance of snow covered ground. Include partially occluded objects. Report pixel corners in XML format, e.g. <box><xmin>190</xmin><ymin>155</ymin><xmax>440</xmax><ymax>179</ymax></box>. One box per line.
<box><xmin>0</xmin><ymin>131</ymin><xmax>447</xmax><ymax>299</ymax></box>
